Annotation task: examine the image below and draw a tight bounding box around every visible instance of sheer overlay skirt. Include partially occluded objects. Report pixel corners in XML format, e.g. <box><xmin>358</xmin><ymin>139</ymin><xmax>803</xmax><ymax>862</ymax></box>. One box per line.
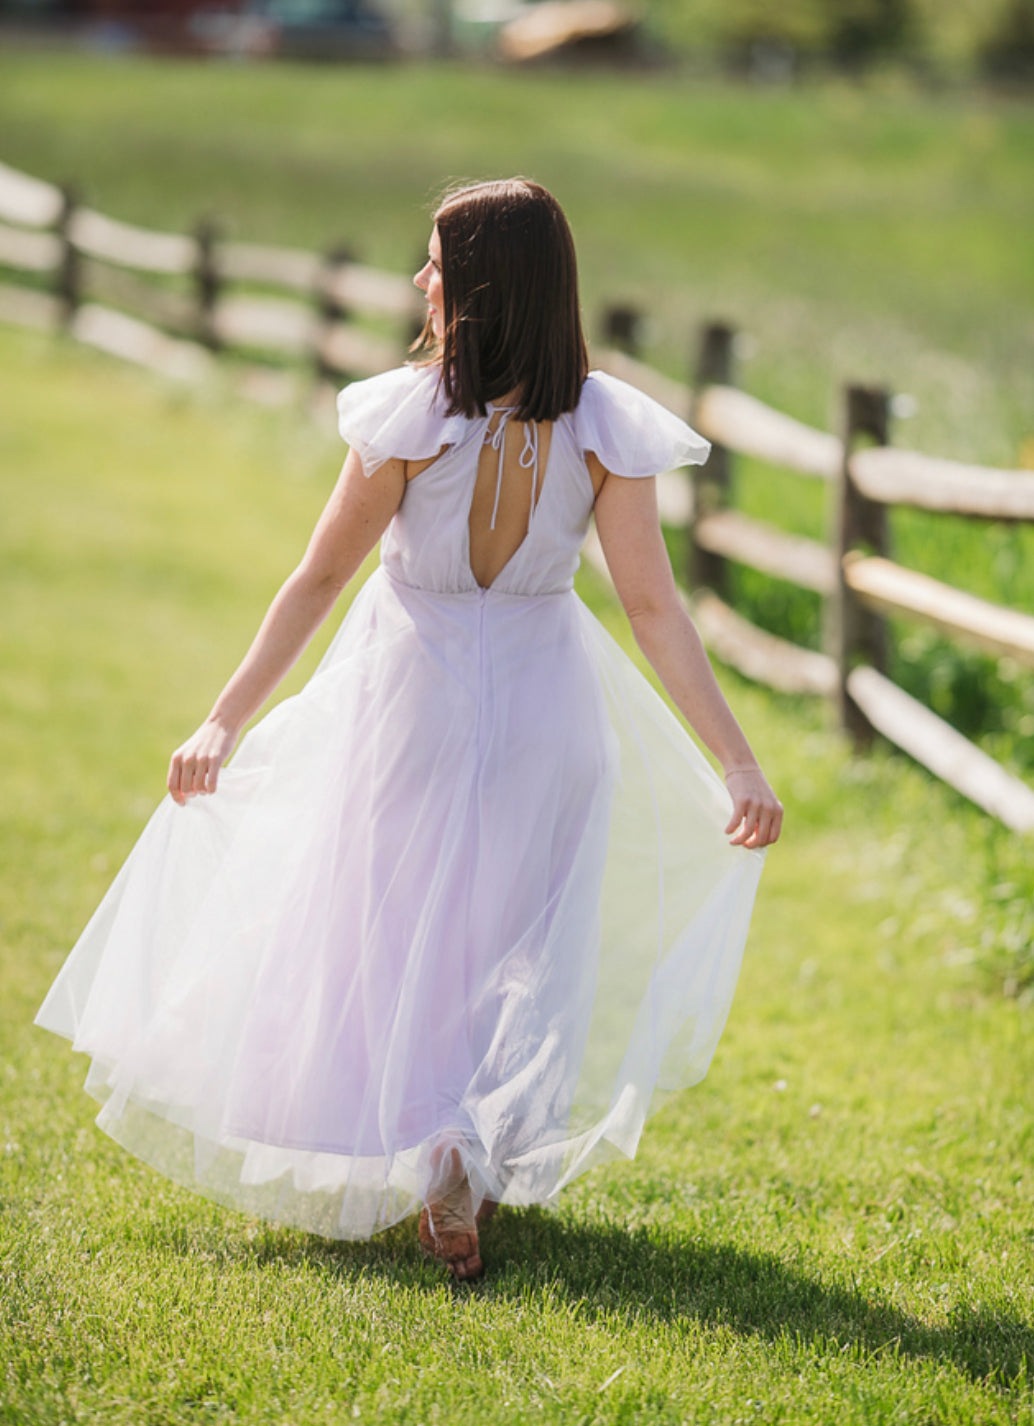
<box><xmin>36</xmin><ymin>569</ymin><xmax>763</xmax><ymax>1238</ymax></box>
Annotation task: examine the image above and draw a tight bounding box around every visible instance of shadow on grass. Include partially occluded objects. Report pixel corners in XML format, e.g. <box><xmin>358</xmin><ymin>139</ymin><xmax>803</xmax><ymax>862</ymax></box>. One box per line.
<box><xmin>489</xmin><ymin>1211</ymin><xmax>1032</xmax><ymax>1390</ymax></box>
<box><xmin>141</xmin><ymin>1203</ymin><xmax>1031</xmax><ymax>1390</ymax></box>
<box><xmin>231</xmin><ymin>1207</ymin><xmax>1029</xmax><ymax>1392</ymax></box>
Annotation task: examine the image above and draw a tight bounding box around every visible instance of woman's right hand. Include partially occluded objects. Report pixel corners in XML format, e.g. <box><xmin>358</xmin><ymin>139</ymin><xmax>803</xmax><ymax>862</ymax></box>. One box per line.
<box><xmin>723</xmin><ymin>766</ymin><xmax>783</xmax><ymax>848</ymax></box>
<box><xmin>167</xmin><ymin>717</ymin><xmax>240</xmax><ymax>805</ymax></box>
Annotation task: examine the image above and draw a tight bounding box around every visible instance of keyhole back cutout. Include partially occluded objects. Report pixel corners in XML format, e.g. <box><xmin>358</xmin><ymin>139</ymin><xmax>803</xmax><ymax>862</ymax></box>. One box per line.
<box><xmin>468</xmin><ymin>410</ymin><xmax>553</xmax><ymax>589</ymax></box>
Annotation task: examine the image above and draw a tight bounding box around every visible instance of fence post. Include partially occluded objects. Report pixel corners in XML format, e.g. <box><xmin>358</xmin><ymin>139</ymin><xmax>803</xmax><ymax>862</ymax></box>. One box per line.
<box><xmin>831</xmin><ymin>383</ymin><xmax>891</xmax><ymax>746</ymax></box>
<box><xmin>601</xmin><ymin>304</ymin><xmax>643</xmax><ymax>358</ymax></box>
<box><xmin>407</xmin><ymin>245</ymin><xmax>428</xmax><ymax>349</ymax></box>
<box><xmin>55</xmin><ymin>183</ymin><xmax>81</xmax><ymax>330</ymax></box>
<box><xmin>430</xmin><ymin>0</ymin><xmax>453</xmax><ymax>55</ymax></box>
<box><xmin>193</xmin><ymin>218</ymin><xmax>221</xmax><ymax>351</ymax></box>
<box><xmin>689</xmin><ymin>321</ymin><xmax>735</xmax><ymax>596</ymax></box>
<box><xmin>315</xmin><ymin>243</ymin><xmax>353</xmax><ymax>385</ymax></box>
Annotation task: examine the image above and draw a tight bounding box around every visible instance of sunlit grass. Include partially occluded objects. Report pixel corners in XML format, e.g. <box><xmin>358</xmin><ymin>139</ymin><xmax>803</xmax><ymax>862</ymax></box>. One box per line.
<box><xmin>2</xmin><ymin>326</ymin><xmax>1033</xmax><ymax>1425</ymax></box>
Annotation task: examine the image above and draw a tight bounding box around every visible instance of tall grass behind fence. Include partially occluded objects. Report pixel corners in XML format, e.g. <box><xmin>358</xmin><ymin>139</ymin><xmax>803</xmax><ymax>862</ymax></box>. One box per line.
<box><xmin>2</xmin><ymin>158</ymin><xmax>1032</xmax><ymax>832</ymax></box>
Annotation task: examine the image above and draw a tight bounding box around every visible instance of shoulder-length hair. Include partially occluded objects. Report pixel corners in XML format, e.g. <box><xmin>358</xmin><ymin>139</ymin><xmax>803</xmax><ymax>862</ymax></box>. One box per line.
<box><xmin>413</xmin><ymin>178</ymin><xmax>589</xmax><ymax>423</ymax></box>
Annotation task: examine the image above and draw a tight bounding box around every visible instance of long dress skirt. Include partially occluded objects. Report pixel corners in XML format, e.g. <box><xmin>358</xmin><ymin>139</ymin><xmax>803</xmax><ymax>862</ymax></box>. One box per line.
<box><xmin>36</xmin><ymin>560</ymin><xmax>764</xmax><ymax>1240</ymax></box>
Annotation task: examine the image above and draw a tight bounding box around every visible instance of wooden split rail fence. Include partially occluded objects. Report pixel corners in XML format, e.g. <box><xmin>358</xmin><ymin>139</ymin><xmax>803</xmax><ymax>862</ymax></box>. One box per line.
<box><xmin>2</xmin><ymin>160</ymin><xmax>1032</xmax><ymax>832</ymax></box>
<box><xmin>0</xmin><ymin>159</ymin><xmax>425</xmax><ymax>405</ymax></box>
<box><xmin>591</xmin><ymin>316</ymin><xmax>1034</xmax><ymax>835</ymax></box>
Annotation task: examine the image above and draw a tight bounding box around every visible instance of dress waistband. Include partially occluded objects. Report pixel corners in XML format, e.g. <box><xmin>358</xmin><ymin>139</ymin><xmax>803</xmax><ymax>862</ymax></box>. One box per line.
<box><xmin>380</xmin><ymin>565</ymin><xmax>573</xmax><ymax>603</ymax></box>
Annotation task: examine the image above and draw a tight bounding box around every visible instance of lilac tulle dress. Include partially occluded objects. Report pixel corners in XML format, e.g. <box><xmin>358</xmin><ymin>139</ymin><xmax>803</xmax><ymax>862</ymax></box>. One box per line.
<box><xmin>35</xmin><ymin>366</ymin><xmax>765</xmax><ymax>1239</ymax></box>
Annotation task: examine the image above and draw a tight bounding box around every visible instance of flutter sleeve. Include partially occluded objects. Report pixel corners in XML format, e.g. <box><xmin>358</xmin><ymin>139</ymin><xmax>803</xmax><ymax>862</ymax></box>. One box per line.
<box><xmin>573</xmin><ymin>370</ymin><xmax>711</xmax><ymax>476</ymax></box>
<box><xmin>336</xmin><ymin>365</ymin><xmax>468</xmax><ymax>476</ymax></box>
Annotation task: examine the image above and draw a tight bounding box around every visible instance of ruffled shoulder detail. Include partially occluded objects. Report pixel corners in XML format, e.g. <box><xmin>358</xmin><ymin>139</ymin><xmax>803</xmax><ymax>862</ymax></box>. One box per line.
<box><xmin>336</xmin><ymin>365</ymin><xmax>468</xmax><ymax>475</ymax></box>
<box><xmin>572</xmin><ymin>370</ymin><xmax>710</xmax><ymax>476</ymax></box>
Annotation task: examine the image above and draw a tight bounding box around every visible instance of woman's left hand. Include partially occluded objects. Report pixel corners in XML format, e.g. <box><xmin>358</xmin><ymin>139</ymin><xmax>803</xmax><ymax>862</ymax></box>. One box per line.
<box><xmin>723</xmin><ymin>767</ymin><xmax>783</xmax><ymax>848</ymax></box>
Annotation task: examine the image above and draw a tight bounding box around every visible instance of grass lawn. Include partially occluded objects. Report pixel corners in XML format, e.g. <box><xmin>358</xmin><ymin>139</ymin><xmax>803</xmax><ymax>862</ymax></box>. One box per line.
<box><xmin>1</xmin><ymin>325</ymin><xmax>1033</xmax><ymax>1425</ymax></box>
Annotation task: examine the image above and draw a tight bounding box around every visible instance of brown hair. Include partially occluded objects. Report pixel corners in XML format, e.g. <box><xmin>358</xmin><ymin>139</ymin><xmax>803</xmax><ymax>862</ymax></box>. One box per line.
<box><xmin>414</xmin><ymin>178</ymin><xmax>589</xmax><ymax>422</ymax></box>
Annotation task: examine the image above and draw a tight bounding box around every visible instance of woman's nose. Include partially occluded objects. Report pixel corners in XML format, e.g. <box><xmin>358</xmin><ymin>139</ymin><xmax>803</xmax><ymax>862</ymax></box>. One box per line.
<box><xmin>414</xmin><ymin>263</ymin><xmax>429</xmax><ymax>291</ymax></box>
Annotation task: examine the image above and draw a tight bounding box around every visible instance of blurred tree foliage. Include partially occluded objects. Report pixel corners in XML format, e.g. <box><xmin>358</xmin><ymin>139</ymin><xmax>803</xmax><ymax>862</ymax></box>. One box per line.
<box><xmin>643</xmin><ymin>0</ymin><xmax>1034</xmax><ymax>78</ymax></box>
<box><xmin>980</xmin><ymin>0</ymin><xmax>1034</xmax><ymax>79</ymax></box>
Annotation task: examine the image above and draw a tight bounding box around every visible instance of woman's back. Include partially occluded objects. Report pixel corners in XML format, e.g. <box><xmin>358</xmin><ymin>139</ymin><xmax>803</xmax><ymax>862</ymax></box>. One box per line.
<box><xmin>465</xmin><ymin>406</ymin><xmax>554</xmax><ymax>589</ymax></box>
<box><xmin>385</xmin><ymin>415</ymin><xmax>591</xmax><ymax>598</ymax></box>
<box><xmin>336</xmin><ymin>365</ymin><xmax>707</xmax><ymax>599</ymax></box>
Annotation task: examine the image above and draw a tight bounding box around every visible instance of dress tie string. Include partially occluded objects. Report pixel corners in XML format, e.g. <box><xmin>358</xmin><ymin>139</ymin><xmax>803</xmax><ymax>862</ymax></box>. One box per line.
<box><xmin>484</xmin><ymin>408</ymin><xmax>539</xmax><ymax>535</ymax></box>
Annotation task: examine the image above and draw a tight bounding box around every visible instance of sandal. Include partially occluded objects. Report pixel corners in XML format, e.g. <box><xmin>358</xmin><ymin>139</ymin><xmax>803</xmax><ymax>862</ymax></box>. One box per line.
<box><xmin>475</xmin><ymin>1198</ymin><xmax>498</xmax><ymax>1227</ymax></box>
<box><xmin>418</xmin><ymin>1178</ymin><xmax>484</xmax><ymax>1282</ymax></box>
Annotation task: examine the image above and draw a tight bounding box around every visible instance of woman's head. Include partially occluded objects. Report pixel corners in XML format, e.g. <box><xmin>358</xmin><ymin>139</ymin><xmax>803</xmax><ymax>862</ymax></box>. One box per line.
<box><xmin>413</xmin><ymin>178</ymin><xmax>589</xmax><ymax>422</ymax></box>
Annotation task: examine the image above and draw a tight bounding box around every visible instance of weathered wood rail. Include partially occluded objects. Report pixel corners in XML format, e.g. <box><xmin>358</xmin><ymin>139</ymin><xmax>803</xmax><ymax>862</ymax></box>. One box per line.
<box><xmin>0</xmin><ymin>159</ymin><xmax>424</xmax><ymax>403</ymax></box>
<box><xmin>2</xmin><ymin>159</ymin><xmax>1031</xmax><ymax>831</ymax></box>
<box><xmin>594</xmin><ymin>314</ymin><xmax>1034</xmax><ymax>834</ymax></box>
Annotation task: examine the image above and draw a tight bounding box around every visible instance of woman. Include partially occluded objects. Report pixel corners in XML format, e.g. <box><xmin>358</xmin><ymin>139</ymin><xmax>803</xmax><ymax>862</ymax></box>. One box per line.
<box><xmin>36</xmin><ymin>179</ymin><xmax>781</xmax><ymax>1282</ymax></box>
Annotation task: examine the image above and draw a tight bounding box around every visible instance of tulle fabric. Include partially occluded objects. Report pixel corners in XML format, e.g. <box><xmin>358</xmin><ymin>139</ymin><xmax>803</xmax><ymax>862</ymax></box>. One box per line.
<box><xmin>334</xmin><ymin>364</ymin><xmax>468</xmax><ymax>476</ymax></box>
<box><xmin>36</xmin><ymin>367</ymin><xmax>762</xmax><ymax>1240</ymax></box>
<box><xmin>335</xmin><ymin>367</ymin><xmax>711</xmax><ymax>480</ymax></box>
<box><xmin>571</xmin><ymin>371</ymin><xmax>711</xmax><ymax>475</ymax></box>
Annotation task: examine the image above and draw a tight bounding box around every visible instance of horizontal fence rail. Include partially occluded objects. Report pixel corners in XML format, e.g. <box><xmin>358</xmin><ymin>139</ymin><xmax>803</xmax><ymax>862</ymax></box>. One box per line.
<box><xmin>695</xmin><ymin>510</ymin><xmax>836</xmax><ymax>595</ymax></box>
<box><xmin>695</xmin><ymin>384</ymin><xmax>841</xmax><ymax>480</ymax></box>
<box><xmin>0</xmin><ymin>161</ymin><xmax>64</xmax><ymax>228</ymax></box>
<box><xmin>850</xmin><ymin>445</ymin><xmax>1034</xmax><ymax>521</ymax></box>
<box><xmin>1</xmin><ymin>159</ymin><xmax>1031</xmax><ymax>831</ymax></box>
<box><xmin>595</xmin><ymin>308</ymin><xmax>1034</xmax><ymax>833</ymax></box>
<box><xmin>0</xmin><ymin>159</ymin><xmax>425</xmax><ymax>393</ymax></box>
<box><xmin>846</xmin><ymin>667</ymin><xmax>1034</xmax><ymax>831</ymax></box>
<box><xmin>70</xmin><ymin>206</ymin><xmax>197</xmax><ymax>273</ymax></box>
<box><xmin>844</xmin><ymin>554</ymin><xmax>1034</xmax><ymax>669</ymax></box>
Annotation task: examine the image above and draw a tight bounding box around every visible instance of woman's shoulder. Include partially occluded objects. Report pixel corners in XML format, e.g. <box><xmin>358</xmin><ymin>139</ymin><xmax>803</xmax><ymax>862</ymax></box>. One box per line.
<box><xmin>336</xmin><ymin>364</ymin><xmax>468</xmax><ymax>474</ymax></box>
<box><xmin>567</xmin><ymin>370</ymin><xmax>711</xmax><ymax>478</ymax></box>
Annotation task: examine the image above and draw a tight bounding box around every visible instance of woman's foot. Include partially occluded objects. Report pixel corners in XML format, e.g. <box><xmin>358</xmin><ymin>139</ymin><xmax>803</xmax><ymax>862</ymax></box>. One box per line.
<box><xmin>419</xmin><ymin>1178</ymin><xmax>484</xmax><ymax>1281</ymax></box>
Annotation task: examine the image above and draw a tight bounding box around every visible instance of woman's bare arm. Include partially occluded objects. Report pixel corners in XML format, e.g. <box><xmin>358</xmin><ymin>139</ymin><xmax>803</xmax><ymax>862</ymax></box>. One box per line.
<box><xmin>591</xmin><ymin>460</ymin><xmax>783</xmax><ymax>848</ymax></box>
<box><xmin>167</xmin><ymin>448</ymin><xmax>405</xmax><ymax>804</ymax></box>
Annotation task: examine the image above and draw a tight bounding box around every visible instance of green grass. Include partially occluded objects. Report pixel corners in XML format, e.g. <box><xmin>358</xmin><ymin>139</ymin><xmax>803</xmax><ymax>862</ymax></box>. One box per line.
<box><xmin>2</xmin><ymin>325</ymin><xmax>1034</xmax><ymax>1425</ymax></box>
<box><xmin>2</xmin><ymin>64</ymin><xmax>1033</xmax><ymax>1416</ymax></box>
